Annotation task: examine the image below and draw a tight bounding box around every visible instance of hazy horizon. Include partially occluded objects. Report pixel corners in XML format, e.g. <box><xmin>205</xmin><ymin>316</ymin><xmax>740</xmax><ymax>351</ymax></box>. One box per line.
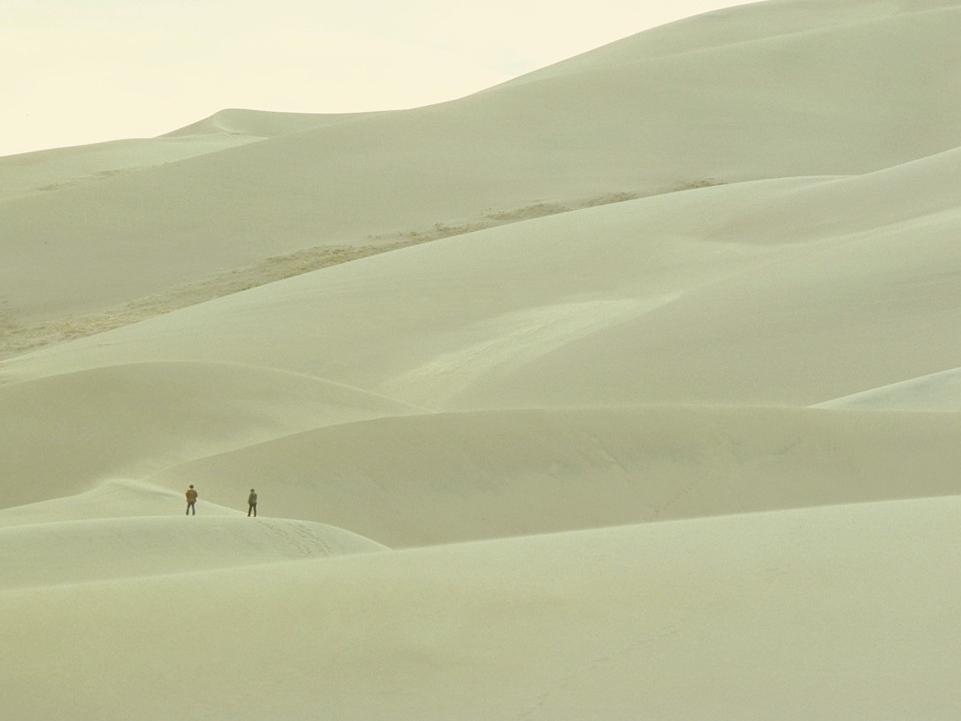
<box><xmin>3</xmin><ymin>0</ymin><xmax>757</xmax><ymax>157</ymax></box>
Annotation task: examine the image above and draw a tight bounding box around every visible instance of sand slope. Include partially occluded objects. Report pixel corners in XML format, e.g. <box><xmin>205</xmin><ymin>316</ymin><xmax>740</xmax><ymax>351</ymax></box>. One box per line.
<box><xmin>3</xmin><ymin>495</ymin><xmax>959</xmax><ymax>720</ymax></box>
<box><xmin>3</xmin><ymin>1</ymin><xmax>961</xmax><ymax>719</ymax></box>
<box><xmin>0</xmin><ymin>108</ymin><xmax>337</xmax><ymax>204</ymax></box>
<box><xmin>147</xmin><ymin>406</ymin><xmax>961</xmax><ymax>546</ymax></box>
<box><xmin>815</xmin><ymin>367</ymin><xmax>961</xmax><ymax>410</ymax></box>
<box><xmin>3</xmin><ymin>2</ymin><xmax>961</xmax><ymax>328</ymax></box>
<box><xmin>5</xmin><ymin>148</ymin><xmax>958</xmax><ymax>407</ymax></box>
<box><xmin>0</xmin><ymin>136</ymin><xmax>254</xmax><ymax>204</ymax></box>
<box><xmin>0</xmin><ymin>515</ymin><xmax>385</xmax><ymax>590</ymax></box>
<box><xmin>0</xmin><ymin>362</ymin><xmax>417</xmax><ymax>507</ymax></box>
<box><xmin>163</xmin><ymin>108</ymin><xmax>373</xmax><ymax>138</ymax></box>
<box><xmin>510</xmin><ymin>0</ymin><xmax>961</xmax><ymax>77</ymax></box>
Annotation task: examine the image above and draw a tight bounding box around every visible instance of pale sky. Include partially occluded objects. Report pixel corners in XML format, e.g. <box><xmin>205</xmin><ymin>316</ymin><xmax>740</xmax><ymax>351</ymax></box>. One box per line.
<box><xmin>2</xmin><ymin>0</ymin><xmax>756</xmax><ymax>157</ymax></box>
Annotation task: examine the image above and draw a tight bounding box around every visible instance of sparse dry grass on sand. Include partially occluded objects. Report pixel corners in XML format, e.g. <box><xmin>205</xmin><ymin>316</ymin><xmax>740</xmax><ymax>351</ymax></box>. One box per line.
<box><xmin>3</xmin><ymin>0</ymin><xmax>961</xmax><ymax>719</ymax></box>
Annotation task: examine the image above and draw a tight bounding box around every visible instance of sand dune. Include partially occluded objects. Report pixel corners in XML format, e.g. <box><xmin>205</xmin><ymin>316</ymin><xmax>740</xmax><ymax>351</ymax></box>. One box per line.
<box><xmin>0</xmin><ymin>515</ymin><xmax>384</xmax><ymax>590</ymax></box>
<box><xmin>0</xmin><ymin>479</ymin><xmax>221</xmax><ymax>528</ymax></box>
<box><xmin>0</xmin><ymin>362</ymin><xmax>417</xmax><ymax>507</ymax></box>
<box><xmin>0</xmin><ymin>136</ymin><xmax>254</xmax><ymax>203</ymax></box>
<box><xmin>3</xmin><ymin>2</ymin><xmax>961</xmax><ymax>330</ymax></box>
<box><xmin>509</xmin><ymin>0</ymin><xmax>959</xmax><ymax>77</ymax></box>
<box><xmin>0</xmin><ymin>109</ymin><xmax>333</xmax><ymax>204</ymax></box>
<box><xmin>0</xmin><ymin>176</ymin><xmax>793</xmax><ymax>380</ymax></box>
<box><xmin>5</xmin><ymin>151</ymin><xmax>958</xmax><ymax>407</ymax></box>
<box><xmin>3</xmin><ymin>495</ymin><xmax>960</xmax><ymax>720</ymax></box>
<box><xmin>3</xmin><ymin>1</ymin><xmax>960</xmax><ymax>718</ymax></box>
<box><xmin>144</xmin><ymin>406</ymin><xmax>961</xmax><ymax>546</ymax></box>
<box><xmin>163</xmin><ymin>108</ymin><xmax>371</xmax><ymax>138</ymax></box>
<box><xmin>699</xmin><ymin>145</ymin><xmax>961</xmax><ymax>246</ymax></box>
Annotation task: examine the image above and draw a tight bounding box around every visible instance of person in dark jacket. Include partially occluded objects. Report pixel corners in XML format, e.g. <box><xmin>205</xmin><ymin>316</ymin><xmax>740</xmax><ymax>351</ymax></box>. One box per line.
<box><xmin>185</xmin><ymin>485</ymin><xmax>198</xmax><ymax>515</ymax></box>
<box><xmin>247</xmin><ymin>489</ymin><xmax>258</xmax><ymax>517</ymax></box>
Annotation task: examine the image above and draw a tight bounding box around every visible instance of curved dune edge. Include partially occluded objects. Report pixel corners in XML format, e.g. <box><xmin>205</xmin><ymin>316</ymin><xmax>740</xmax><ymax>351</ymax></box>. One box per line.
<box><xmin>162</xmin><ymin>108</ymin><xmax>366</xmax><ymax>138</ymax></box>
<box><xmin>0</xmin><ymin>514</ymin><xmax>387</xmax><ymax>591</ymax></box>
<box><xmin>2</xmin><ymin>148</ymin><xmax>958</xmax><ymax>407</ymax></box>
<box><xmin>0</xmin><ymin>182</ymin><xmax>729</xmax><ymax>361</ymax></box>
<box><xmin>4</xmin><ymin>3</ymin><xmax>961</xmax><ymax>335</ymax></box>
<box><xmin>813</xmin><ymin>366</ymin><xmax>961</xmax><ymax>411</ymax></box>
<box><xmin>147</xmin><ymin>405</ymin><xmax>961</xmax><ymax>547</ymax></box>
<box><xmin>0</xmin><ymin>175</ymin><xmax>807</xmax><ymax>371</ymax></box>
<box><xmin>0</xmin><ymin>361</ymin><xmax>420</xmax><ymax>510</ymax></box>
<box><xmin>0</xmin><ymin>110</ymin><xmax>352</xmax><ymax>206</ymax></box>
<box><xmin>4</xmin><ymin>2</ymin><xmax>961</xmax><ymax>718</ymax></box>
<box><xmin>0</xmin><ymin>479</ymin><xmax>200</xmax><ymax>528</ymax></box>
<box><xmin>0</xmin><ymin>135</ymin><xmax>261</xmax><ymax>205</ymax></box>
<box><xmin>2</xmin><ymin>493</ymin><xmax>959</xmax><ymax>720</ymax></box>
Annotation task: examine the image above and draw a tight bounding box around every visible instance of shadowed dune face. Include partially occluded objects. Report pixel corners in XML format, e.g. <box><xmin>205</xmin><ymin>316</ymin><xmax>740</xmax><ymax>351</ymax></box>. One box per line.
<box><xmin>4</xmin><ymin>0</ymin><xmax>961</xmax><ymax>719</ymax></box>
<box><xmin>0</xmin><ymin>362</ymin><xmax>418</xmax><ymax>508</ymax></box>
<box><xmin>144</xmin><ymin>407</ymin><xmax>961</xmax><ymax>546</ymax></box>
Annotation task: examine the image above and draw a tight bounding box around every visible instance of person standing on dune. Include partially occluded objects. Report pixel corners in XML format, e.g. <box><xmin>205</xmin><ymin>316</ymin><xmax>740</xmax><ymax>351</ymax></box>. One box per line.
<box><xmin>247</xmin><ymin>489</ymin><xmax>258</xmax><ymax>517</ymax></box>
<box><xmin>185</xmin><ymin>485</ymin><xmax>198</xmax><ymax>515</ymax></box>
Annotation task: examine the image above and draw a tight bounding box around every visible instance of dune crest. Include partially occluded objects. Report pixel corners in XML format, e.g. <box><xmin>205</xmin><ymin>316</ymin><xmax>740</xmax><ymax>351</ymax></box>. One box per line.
<box><xmin>4</xmin><ymin>0</ymin><xmax>961</xmax><ymax>718</ymax></box>
<box><xmin>4</xmin><ymin>494</ymin><xmax>961</xmax><ymax>720</ymax></box>
<box><xmin>3</xmin><ymin>0</ymin><xmax>961</xmax><ymax>334</ymax></box>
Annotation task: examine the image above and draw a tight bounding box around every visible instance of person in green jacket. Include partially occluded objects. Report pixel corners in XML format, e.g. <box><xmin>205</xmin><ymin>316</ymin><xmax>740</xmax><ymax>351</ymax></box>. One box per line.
<box><xmin>247</xmin><ymin>489</ymin><xmax>258</xmax><ymax>517</ymax></box>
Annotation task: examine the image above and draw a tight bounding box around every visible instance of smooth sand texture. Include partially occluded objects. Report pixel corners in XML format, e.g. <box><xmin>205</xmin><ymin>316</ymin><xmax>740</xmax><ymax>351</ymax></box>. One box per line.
<box><xmin>3</xmin><ymin>1</ymin><xmax>961</xmax><ymax>328</ymax></box>
<box><xmin>3</xmin><ymin>0</ymin><xmax>961</xmax><ymax>718</ymax></box>
<box><xmin>815</xmin><ymin>367</ymin><xmax>961</xmax><ymax>410</ymax></box>
<box><xmin>3</xmin><ymin>496</ymin><xmax>960</xmax><ymax>720</ymax></box>
<box><xmin>0</xmin><ymin>515</ymin><xmax>385</xmax><ymax>589</ymax></box>
<box><xmin>144</xmin><ymin>406</ymin><xmax>961</xmax><ymax>547</ymax></box>
<box><xmin>0</xmin><ymin>362</ymin><xmax>419</xmax><ymax>507</ymax></box>
<box><xmin>163</xmin><ymin>108</ymin><xmax>377</xmax><ymax>138</ymax></box>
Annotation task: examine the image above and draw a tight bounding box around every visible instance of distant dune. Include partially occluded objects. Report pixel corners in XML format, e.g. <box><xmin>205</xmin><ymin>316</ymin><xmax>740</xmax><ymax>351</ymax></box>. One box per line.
<box><xmin>3</xmin><ymin>0</ymin><xmax>960</xmax><ymax>332</ymax></box>
<box><xmin>3</xmin><ymin>0</ymin><xmax>961</xmax><ymax>719</ymax></box>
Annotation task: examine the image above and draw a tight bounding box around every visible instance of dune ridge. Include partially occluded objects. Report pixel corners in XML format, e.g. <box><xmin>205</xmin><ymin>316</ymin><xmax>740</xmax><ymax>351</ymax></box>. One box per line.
<box><xmin>3</xmin><ymin>0</ymin><xmax>961</xmax><ymax>718</ymax></box>
<box><xmin>3</xmin><ymin>1</ymin><xmax>961</xmax><ymax>332</ymax></box>
<box><xmin>4</xmin><ymin>494</ymin><xmax>960</xmax><ymax>720</ymax></box>
<box><xmin>4</xmin><ymin>152</ymin><xmax>958</xmax><ymax>407</ymax></box>
<box><xmin>0</xmin><ymin>109</ymin><xmax>342</xmax><ymax>206</ymax></box>
<box><xmin>142</xmin><ymin>405</ymin><xmax>961</xmax><ymax>546</ymax></box>
<box><xmin>0</xmin><ymin>515</ymin><xmax>386</xmax><ymax>590</ymax></box>
<box><xmin>162</xmin><ymin>108</ymin><xmax>367</xmax><ymax>138</ymax></box>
